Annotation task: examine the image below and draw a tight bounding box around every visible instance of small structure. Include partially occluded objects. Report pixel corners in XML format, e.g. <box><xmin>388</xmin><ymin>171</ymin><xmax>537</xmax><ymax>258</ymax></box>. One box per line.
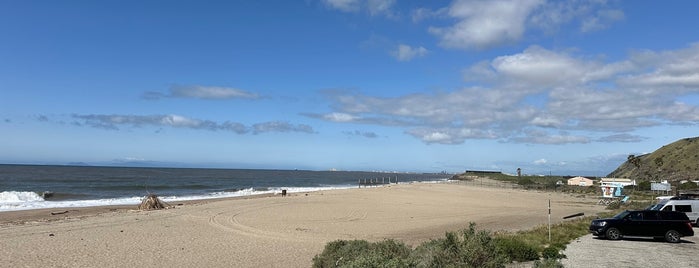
<box><xmin>567</xmin><ymin>176</ymin><xmax>594</xmax><ymax>187</ymax></box>
<box><xmin>600</xmin><ymin>178</ymin><xmax>636</xmax><ymax>187</ymax></box>
<box><xmin>597</xmin><ymin>178</ymin><xmax>633</xmax><ymax>205</ymax></box>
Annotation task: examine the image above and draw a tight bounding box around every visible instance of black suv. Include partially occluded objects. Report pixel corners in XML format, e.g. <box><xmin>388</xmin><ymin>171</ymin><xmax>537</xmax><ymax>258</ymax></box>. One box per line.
<box><xmin>589</xmin><ymin>210</ymin><xmax>694</xmax><ymax>243</ymax></box>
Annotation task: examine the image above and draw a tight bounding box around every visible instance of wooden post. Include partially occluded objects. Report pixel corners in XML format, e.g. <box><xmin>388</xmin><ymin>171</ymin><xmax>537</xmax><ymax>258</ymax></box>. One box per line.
<box><xmin>548</xmin><ymin>199</ymin><xmax>551</xmax><ymax>242</ymax></box>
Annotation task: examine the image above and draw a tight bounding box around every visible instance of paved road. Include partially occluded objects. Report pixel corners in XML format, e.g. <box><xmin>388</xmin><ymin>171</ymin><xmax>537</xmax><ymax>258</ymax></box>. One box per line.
<box><xmin>561</xmin><ymin>227</ymin><xmax>699</xmax><ymax>268</ymax></box>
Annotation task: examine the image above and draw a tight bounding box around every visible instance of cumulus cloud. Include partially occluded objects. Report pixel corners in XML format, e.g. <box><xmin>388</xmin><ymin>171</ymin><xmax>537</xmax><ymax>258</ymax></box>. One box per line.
<box><xmin>428</xmin><ymin>0</ymin><xmax>544</xmax><ymax>49</ymax></box>
<box><xmin>533</xmin><ymin>158</ymin><xmax>547</xmax><ymax>165</ymax></box>
<box><xmin>72</xmin><ymin>114</ymin><xmax>248</xmax><ymax>133</ymax></box>
<box><xmin>252</xmin><ymin>121</ymin><xmax>315</xmax><ymax>134</ymax></box>
<box><xmin>426</xmin><ymin>0</ymin><xmax>624</xmax><ymax>50</ymax></box>
<box><xmin>580</xmin><ymin>9</ymin><xmax>625</xmax><ymax>33</ymax></box>
<box><xmin>343</xmin><ymin>130</ymin><xmax>379</xmax><ymax>138</ymax></box>
<box><xmin>391</xmin><ymin>44</ymin><xmax>429</xmax><ymax>61</ymax></box>
<box><xmin>597</xmin><ymin>134</ymin><xmax>646</xmax><ymax>143</ymax></box>
<box><xmin>144</xmin><ymin>85</ymin><xmax>259</xmax><ymax>100</ymax></box>
<box><xmin>309</xmin><ymin>43</ymin><xmax>699</xmax><ymax>145</ymax></box>
<box><xmin>411</xmin><ymin>7</ymin><xmax>448</xmax><ymax>23</ymax></box>
<box><xmin>322</xmin><ymin>0</ymin><xmax>396</xmax><ymax>17</ymax></box>
<box><xmin>70</xmin><ymin>114</ymin><xmax>315</xmax><ymax>135</ymax></box>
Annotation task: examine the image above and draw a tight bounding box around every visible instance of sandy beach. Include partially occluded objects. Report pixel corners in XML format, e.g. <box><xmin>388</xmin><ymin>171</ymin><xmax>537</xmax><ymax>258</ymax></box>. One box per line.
<box><xmin>0</xmin><ymin>182</ymin><xmax>605</xmax><ymax>267</ymax></box>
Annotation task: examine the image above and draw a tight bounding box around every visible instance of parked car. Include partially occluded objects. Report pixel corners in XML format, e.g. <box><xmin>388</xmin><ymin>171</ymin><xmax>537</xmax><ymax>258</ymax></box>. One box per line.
<box><xmin>647</xmin><ymin>199</ymin><xmax>699</xmax><ymax>226</ymax></box>
<box><xmin>589</xmin><ymin>210</ymin><xmax>694</xmax><ymax>243</ymax></box>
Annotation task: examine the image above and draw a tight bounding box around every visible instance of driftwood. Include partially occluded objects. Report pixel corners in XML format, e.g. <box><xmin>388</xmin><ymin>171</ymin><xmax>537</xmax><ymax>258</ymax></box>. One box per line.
<box><xmin>138</xmin><ymin>194</ymin><xmax>170</xmax><ymax>210</ymax></box>
<box><xmin>50</xmin><ymin>210</ymin><xmax>69</xmax><ymax>215</ymax></box>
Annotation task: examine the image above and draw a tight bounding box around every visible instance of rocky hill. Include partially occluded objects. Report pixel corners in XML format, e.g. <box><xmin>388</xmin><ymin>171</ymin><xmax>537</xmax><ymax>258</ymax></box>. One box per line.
<box><xmin>607</xmin><ymin>137</ymin><xmax>699</xmax><ymax>181</ymax></box>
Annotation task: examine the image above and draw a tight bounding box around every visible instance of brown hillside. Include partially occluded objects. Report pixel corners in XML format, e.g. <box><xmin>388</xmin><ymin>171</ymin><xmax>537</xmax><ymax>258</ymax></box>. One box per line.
<box><xmin>607</xmin><ymin>137</ymin><xmax>699</xmax><ymax>182</ymax></box>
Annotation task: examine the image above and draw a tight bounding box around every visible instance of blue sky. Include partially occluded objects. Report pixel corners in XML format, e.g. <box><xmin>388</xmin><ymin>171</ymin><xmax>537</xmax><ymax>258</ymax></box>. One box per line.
<box><xmin>2</xmin><ymin>0</ymin><xmax>699</xmax><ymax>176</ymax></box>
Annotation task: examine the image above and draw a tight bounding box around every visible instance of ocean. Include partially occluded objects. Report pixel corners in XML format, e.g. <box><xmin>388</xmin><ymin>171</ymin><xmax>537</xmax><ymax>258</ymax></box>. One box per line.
<box><xmin>0</xmin><ymin>164</ymin><xmax>450</xmax><ymax>212</ymax></box>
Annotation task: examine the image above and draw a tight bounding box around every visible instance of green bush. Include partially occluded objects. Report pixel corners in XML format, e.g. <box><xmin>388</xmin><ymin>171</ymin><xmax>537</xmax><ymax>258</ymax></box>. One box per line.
<box><xmin>410</xmin><ymin>224</ymin><xmax>507</xmax><ymax>268</ymax></box>
<box><xmin>312</xmin><ymin>239</ymin><xmax>413</xmax><ymax>268</ymax></box>
<box><xmin>541</xmin><ymin>244</ymin><xmax>566</xmax><ymax>259</ymax></box>
<box><xmin>493</xmin><ymin>236</ymin><xmax>539</xmax><ymax>262</ymax></box>
<box><xmin>533</xmin><ymin>259</ymin><xmax>564</xmax><ymax>268</ymax></box>
<box><xmin>314</xmin><ymin>223</ymin><xmax>509</xmax><ymax>268</ymax></box>
<box><xmin>518</xmin><ymin>178</ymin><xmax>535</xmax><ymax>185</ymax></box>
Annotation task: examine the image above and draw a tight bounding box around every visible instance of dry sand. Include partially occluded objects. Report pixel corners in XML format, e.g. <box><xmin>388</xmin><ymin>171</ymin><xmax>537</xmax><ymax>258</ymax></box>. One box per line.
<box><xmin>0</xmin><ymin>182</ymin><xmax>605</xmax><ymax>267</ymax></box>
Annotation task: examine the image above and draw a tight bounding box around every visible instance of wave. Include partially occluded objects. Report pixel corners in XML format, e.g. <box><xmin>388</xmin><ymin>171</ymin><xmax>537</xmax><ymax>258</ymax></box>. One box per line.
<box><xmin>0</xmin><ymin>191</ymin><xmax>46</xmax><ymax>203</ymax></box>
<box><xmin>0</xmin><ymin>185</ymin><xmax>356</xmax><ymax>212</ymax></box>
<box><xmin>0</xmin><ymin>180</ymin><xmax>449</xmax><ymax>212</ymax></box>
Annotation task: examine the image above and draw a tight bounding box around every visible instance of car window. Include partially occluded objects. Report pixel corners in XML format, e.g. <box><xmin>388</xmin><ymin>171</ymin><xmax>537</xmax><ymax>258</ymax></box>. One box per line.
<box><xmin>647</xmin><ymin>204</ymin><xmax>664</xmax><ymax>210</ymax></box>
<box><xmin>628</xmin><ymin>211</ymin><xmax>643</xmax><ymax>220</ymax></box>
<box><xmin>613</xmin><ymin>211</ymin><xmax>631</xmax><ymax>219</ymax></box>
<box><xmin>659</xmin><ymin>212</ymin><xmax>689</xmax><ymax>220</ymax></box>
<box><xmin>661</xmin><ymin>206</ymin><xmax>673</xmax><ymax>211</ymax></box>
<box><xmin>676</xmin><ymin>205</ymin><xmax>692</xmax><ymax>212</ymax></box>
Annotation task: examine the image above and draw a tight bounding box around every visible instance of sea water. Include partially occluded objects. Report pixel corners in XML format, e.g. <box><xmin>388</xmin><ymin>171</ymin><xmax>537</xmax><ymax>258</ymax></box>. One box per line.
<box><xmin>0</xmin><ymin>164</ymin><xmax>449</xmax><ymax>212</ymax></box>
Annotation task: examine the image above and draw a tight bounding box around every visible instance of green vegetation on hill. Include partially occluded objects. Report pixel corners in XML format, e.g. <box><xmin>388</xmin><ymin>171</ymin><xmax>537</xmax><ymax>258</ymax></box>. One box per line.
<box><xmin>608</xmin><ymin>137</ymin><xmax>699</xmax><ymax>182</ymax></box>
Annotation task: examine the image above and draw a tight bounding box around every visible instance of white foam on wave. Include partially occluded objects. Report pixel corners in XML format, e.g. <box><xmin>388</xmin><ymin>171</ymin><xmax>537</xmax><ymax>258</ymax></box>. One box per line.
<box><xmin>0</xmin><ymin>191</ymin><xmax>45</xmax><ymax>203</ymax></box>
<box><xmin>0</xmin><ymin>185</ymin><xmax>358</xmax><ymax>212</ymax></box>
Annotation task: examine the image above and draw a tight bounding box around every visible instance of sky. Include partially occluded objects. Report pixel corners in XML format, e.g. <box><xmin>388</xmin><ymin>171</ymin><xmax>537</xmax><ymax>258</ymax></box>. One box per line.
<box><xmin>1</xmin><ymin>0</ymin><xmax>699</xmax><ymax>176</ymax></box>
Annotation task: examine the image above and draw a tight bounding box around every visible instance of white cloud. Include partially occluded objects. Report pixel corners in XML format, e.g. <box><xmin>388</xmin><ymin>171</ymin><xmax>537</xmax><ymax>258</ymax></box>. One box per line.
<box><xmin>343</xmin><ymin>130</ymin><xmax>379</xmax><ymax>138</ymax></box>
<box><xmin>620</xmin><ymin>43</ymin><xmax>699</xmax><ymax>90</ymax></box>
<box><xmin>144</xmin><ymin>85</ymin><xmax>260</xmax><ymax>100</ymax></box>
<box><xmin>170</xmin><ymin>85</ymin><xmax>259</xmax><ymax>99</ymax></box>
<box><xmin>322</xmin><ymin>0</ymin><xmax>395</xmax><ymax>17</ymax></box>
<box><xmin>411</xmin><ymin>7</ymin><xmax>447</xmax><ymax>23</ymax></box>
<box><xmin>581</xmin><ymin>9</ymin><xmax>625</xmax><ymax>33</ymax></box>
<box><xmin>323</xmin><ymin>0</ymin><xmax>360</xmax><ymax>12</ymax></box>
<box><xmin>323</xmin><ymin>112</ymin><xmax>359</xmax><ymax>122</ymax></box>
<box><xmin>367</xmin><ymin>0</ymin><xmax>395</xmax><ymax>16</ymax></box>
<box><xmin>427</xmin><ymin>0</ymin><xmax>624</xmax><ymax>50</ymax></box>
<box><xmin>597</xmin><ymin>134</ymin><xmax>646</xmax><ymax>143</ymax></box>
<box><xmin>391</xmin><ymin>44</ymin><xmax>429</xmax><ymax>61</ymax></box>
<box><xmin>252</xmin><ymin>121</ymin><xmax>316</xmax><ymax>134</ymax></box>
<box><xmin>428</xmin><ymin>0</ymin><xmax>544</xmax><ymax>50</ymax></box>
<box><xmin>534</xmin><ymin>158</ymin><xmax>547</xmax><ymax>165</ymax></box>
<box><xmin>310</xmin><ymin>43</ymin><xmax>699</xmax><ymax>145</ymax></box>
<box><xmin>70</xmin><ymin>114</ymin><xmax>315</xmax><ymax>135</ymax></box>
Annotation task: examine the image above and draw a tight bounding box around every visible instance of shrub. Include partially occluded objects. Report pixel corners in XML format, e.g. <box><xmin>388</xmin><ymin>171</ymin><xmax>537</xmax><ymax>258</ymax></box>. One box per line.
<box><xmin>533</xmin><ymin>259</ymin><xmax>564</xmax><ymax>268</ymax></box>
<box><xmin>312</xmin><ymin>239</ymin><xmax>413</xmax><ymax>268</ymax></box>
<box><xmin>314</xmin><ymin>223</ymin><xmax>510</xmax><ymax>268</ymax></box>
<box><xmin>410</xmin><ymin>223</ymin><xmax>507</xmax><ymax>268</ymax></box>
<box><xmin>493</xmin><ymin>236</ymin><xmax>539</xmax><ymax>262</ymax></box>
<box><xmin>541</xmin><ymin>244</ymin><xmax>566</xmax><ymax>259</ymax></box>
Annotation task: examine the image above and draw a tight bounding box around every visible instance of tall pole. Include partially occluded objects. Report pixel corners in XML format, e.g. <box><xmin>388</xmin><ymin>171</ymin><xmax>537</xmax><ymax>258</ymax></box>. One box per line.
<box><xmin>548</xmin><ymin>199</ymin><xmax>551</xmax><ymax>242</ymax></box>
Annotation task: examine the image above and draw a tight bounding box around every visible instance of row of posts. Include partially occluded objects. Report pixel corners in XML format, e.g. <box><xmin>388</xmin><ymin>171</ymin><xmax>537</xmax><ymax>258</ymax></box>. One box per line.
<box><xmin>358</xmin><ymin>177</ymin><xmax>398</xmax><ymax>188</ymax></box>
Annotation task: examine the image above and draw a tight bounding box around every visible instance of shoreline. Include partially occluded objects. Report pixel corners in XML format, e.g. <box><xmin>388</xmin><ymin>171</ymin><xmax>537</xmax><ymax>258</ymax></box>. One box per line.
<box><xmin>0</xmin><ymin>181</ymin><xmax>606</xmax><ymax>267</ymax></box>
<box><xmin>0</xmin><ymin>192</ymin><xmax>279</xmax><ymax>225</ymax></box>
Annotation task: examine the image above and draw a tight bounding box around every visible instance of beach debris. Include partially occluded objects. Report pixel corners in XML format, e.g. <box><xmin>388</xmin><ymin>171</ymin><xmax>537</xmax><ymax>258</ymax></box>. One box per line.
<box><xmin>138</xmin><ymin>194</ymin><xmax>170</xmax><ymax>210</ymax></box>
<box><xmin>48</xmin><ymin>233</ymin><xmax>54</xmax><ymax>237</ymax></box>
<box><xmin>563</xmin><ymin>212</ymin><xmax>585</xmax><ymax>219</ymax></box>
<box><xmin>41</xmin><ymin>191</ymin><xmax>54</xmax><ymax>199</ymax></box>
<box><xmin>50</xmin><ymin>210</ymin><xmax>69</xmax><ymax>215</ymax></box>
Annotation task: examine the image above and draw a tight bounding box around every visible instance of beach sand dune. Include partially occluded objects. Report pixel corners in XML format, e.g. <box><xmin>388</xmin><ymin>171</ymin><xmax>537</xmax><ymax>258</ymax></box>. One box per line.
<box><xmin>0</xmin><ymin>182</ymin><xmax>604</xmax><ymax>267</ymax></box>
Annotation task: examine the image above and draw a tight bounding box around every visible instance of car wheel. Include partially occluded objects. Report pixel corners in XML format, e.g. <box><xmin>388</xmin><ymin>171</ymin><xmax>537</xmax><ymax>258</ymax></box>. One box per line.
<box><xmin>665</xmin><ymin>230</ymin><xmax>681</xmax><ymax>243</ymax></box>
<box><xmin>605</xmin><ymin>227</ymin><xmax>621</xmax><ymax>240</ymax></box>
